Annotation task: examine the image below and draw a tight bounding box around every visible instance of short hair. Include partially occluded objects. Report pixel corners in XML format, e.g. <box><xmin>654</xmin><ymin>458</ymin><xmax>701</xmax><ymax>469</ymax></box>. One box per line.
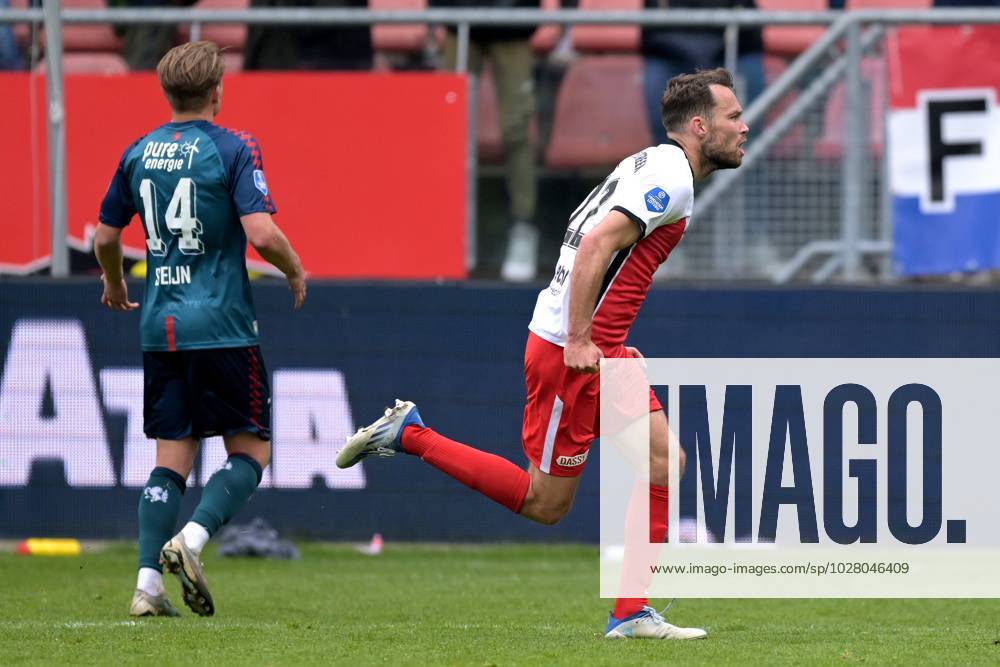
<box><xmin>157</xmin><ymin>41</ymin><xmax>225</xmax><ymax>112</ymax></box>
<box><xmin>660</xmin><ymin>68</ymin><xmax>735</xmax><ymax>134</ymax></box>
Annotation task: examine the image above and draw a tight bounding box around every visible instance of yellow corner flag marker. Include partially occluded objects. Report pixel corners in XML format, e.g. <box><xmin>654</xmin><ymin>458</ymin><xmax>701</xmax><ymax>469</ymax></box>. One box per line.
<box><xmin>15</xmin><ymin>538</ymin><xmax>82</xmax><ymax>556</ymax></box>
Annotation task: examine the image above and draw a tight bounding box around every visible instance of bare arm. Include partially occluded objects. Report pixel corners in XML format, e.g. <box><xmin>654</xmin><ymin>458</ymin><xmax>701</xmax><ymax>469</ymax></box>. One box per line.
<box><xmin>564</xmin><ymin>211</ymin><xmax>642</xmax><ymax>373</ymax></box>
<box><xmin>241</xmin><ymin>212</ymin><xmax>306</xmax><ymax>309</ymax></box>
<box><xmin>94</xmin><ymin>222</ymin><xmax>139</xmax><ymax>311</ymax></box>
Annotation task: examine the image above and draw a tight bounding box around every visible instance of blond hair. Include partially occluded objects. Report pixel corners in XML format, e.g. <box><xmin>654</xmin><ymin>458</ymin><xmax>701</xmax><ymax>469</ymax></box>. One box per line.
<box><xmin>157</xmin><ymin>41</ymin><xmax>225</xmax><ymax>112</ymax></box>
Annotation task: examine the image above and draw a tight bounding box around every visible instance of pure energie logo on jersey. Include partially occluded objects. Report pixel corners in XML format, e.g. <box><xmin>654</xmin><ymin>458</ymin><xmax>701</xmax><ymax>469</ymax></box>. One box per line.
<box><xmin>142</xmin><ymin>137</ymin><xmax>200</xmax><ymax>172</ymax></box>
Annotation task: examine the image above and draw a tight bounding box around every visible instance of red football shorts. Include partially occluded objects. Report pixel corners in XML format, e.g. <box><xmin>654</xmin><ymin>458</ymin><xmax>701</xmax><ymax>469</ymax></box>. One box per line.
<box><xmin>521</xmin><ymin>332</ymin><xmax>661</xmax><ymax>477</ymax></box>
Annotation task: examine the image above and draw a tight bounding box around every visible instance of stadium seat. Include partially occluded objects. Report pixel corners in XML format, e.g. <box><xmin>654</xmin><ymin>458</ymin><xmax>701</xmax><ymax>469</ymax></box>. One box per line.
<box><xmin>756</xmin><ymin>0</ymin><xmax>827</xmax><ymax>58</ymax></box>
<box><xmin>530</xmin><ymin>0</ymin><xmax>562</xmax><ymax>55</ymax></box>
<box><xmin>222</xmin><ymin>50</ymin><xmax>244</xmax><ymax>72</ymax></box>
<box><xmin>845</xmin><ymin>0</ymin><xmax>930</xmax><ymax>7</ymax></box>
<box><xmin>545</xmin><ymin>55</ymin><xmax>651</xmax><ymax>168</ymax></box>
<box><xmin>17</xmin><ymin>0</ymin><xmax>122</xmax><ymax>54</ymax></box>
<box><xmin>59</xmin><ymin>0</ymin><xmax>122</xmax><ymax>53</ymax></box>
<box><xmin>813</xmin><ymin>56</ymin><xmax>886</xmax><ymax>160</ymax></box>
<box><xmin>178</xmin><ymin>0</ymin><xmax>249</xmax><ymax>51</ymax></box>
<box><xmin>9</xmin><ymin>0</ymin><xmax>32</xmax><ymax>52</ymax></box>
<box><xmin>570</xmin><ymin>0</ymin><xmax>641</xmax><ymax>54</ymax></box>
<box><xmin>370</xmin><ymin>0</ymin><xmax>429</xmax><ymax>54</ymax></box>
<box><xmin>33</xmin><ymin>52</ymin><xmax>129</xmax><ymax>74</ymax></box>
<box><xmin>761</xmin><ymin>55</ymin><xmax>805</xmax><ymax>159</ymax></box>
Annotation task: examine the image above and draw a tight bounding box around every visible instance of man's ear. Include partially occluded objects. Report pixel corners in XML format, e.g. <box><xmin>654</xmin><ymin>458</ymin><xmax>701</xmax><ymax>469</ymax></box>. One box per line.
<box><xmin>691</xmin><ymin>115</ymin><xmax>708</xmax><ymax>138</ymax></box>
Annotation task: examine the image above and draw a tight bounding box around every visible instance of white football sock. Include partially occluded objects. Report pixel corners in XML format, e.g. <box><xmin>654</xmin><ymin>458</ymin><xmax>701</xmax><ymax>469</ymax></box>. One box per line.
<box><xmin>136</xmin><ymin>567</ymin><xmax>164</xmax><ymax>596</ymax></box>
<box><xmin>181</xmin><ymin>521</ymin><xmax>210</xmax><ymax>556</ymax></box>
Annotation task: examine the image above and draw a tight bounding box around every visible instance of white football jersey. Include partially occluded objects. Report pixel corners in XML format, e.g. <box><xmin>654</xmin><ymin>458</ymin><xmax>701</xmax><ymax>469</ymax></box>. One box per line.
<box><xmin>528</xmin><ymin>142</ymin><xmax>694</xmax><ymax>349</ymax></box>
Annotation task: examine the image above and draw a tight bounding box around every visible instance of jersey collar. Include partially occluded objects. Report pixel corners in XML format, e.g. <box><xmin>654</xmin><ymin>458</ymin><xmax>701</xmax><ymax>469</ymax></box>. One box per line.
<box><xmin>664</xmin><ymin>137</ymin><xmax>695</xmax><ymax>179</ymax></box>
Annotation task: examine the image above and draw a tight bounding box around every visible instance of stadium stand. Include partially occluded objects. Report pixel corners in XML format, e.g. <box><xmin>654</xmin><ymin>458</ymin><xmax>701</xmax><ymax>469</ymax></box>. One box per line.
<box><xmin>474</xmin><ymin>63</ymin><xmax>541</xmax><ymax>164</ymax></box>
<box><xmin>756</xmin><ymin>0</ymin><xmax>827</xmax><ymax>57</ymax></box>
<box><xmin>814</xmin><ymin>55</ymin><xmax>886</xmax><ymax>159</ymax></box>
<box><xmin>545</xmin><ymin>54</ymin><xmax>651</xmax><ymax>167</ymax></box>
<box><xmin>14</xmin><ymin>0</ymin><xmax>125</xmax><ymax>72</ymax></box>
<box><xmin>846</xmin><ymin>0</ymin><xmax>930</xmax><ymax>7</ymax></box>
<box><xmin>37</xmin><ymin>50</ymin><xmax>129</xmax><ymax>74</ymax></box>
<box><xmin>369</xmin><ymin>0</ymin><xmax>431</xmax><ymax>54</ymax></box>
<box><xmin>178</xmin><ymin>0</ymin><xmax>249</xmax><ymax>53</ymax></box>
<box><xmin>50</xmin><ymin>0</ymin><xmax>122</xmax><ymax>53</ymax></box>
<box><xmin>530</xmin><ymin>0</ymin><xmax>562</xmax><ymax>54</ymax></box>
<box><xmin>570</xmin><ymin>0</ymin><xmax>641</xmax><ymax>53</ymax></box>
<box><xmin>9</xmin><ymin>0</ymin><xmax>28</xmax><ymax>50</ymax></box>
<box><xmin>476</xmin><ymin>64</ymin><xmax>505</xmax><ymax>162</ymax></box>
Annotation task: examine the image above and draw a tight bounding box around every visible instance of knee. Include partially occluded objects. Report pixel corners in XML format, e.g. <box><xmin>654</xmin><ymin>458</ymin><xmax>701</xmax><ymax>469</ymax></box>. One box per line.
<box><xmin>649</xmin><ymin>445</ymin><xmax>685</xmax><ymax>487</ymax></box>
<box><xmin>227</xmin><ymin>439</ymin><xmax>271</xmax><ymax>471</ymax></box>
<box><xmin>524</xmin><ymin>490</ymin><xmax>574</xmax><ymax>526</ymax></box>
<box><xmin>533</xmin><ymin>502</ymin><xmax>571</xmax><ymax>526</ymax></box>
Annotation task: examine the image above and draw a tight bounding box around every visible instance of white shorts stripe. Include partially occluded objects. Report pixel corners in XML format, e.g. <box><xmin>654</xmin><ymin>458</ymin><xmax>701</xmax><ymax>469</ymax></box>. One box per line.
<box><xmin>540</xmin><ymin>395</ymin><xmax>564</xmax><ymax>474</ymax></box>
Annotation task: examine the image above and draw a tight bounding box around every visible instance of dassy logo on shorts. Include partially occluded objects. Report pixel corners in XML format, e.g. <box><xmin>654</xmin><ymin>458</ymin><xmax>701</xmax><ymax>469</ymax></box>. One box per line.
<box><xmin>645</xmin><ymin>187</ymin><xmax>670</xmax><ymax>213</ymax></box>
<box><xmin>556</xmin><ymin>451</ymin><xmax>589</xmax><ymax>467</ymax></box>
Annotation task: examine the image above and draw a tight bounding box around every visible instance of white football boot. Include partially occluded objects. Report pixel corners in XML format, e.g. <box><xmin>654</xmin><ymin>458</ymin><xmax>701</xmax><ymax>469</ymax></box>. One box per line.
<box><xmin>604</xmin><ymin>606</ymin><xmax>707</xmax><ymax>640</ymax></box>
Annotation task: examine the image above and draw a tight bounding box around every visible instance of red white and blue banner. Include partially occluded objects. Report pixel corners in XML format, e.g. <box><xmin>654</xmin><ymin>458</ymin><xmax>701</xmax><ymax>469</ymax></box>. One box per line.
<box><xmin>887</xmin><ymin>26</ymin><xmax>1000</xmax><ymax>276</ymax></box>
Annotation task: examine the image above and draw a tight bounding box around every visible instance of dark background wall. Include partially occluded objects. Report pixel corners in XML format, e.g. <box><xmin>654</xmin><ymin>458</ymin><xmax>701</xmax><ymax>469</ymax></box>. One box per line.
<box><xmin>2</xmin><ymin>279</ymin><xmax>999</xmax><ymax>542</ymax></box>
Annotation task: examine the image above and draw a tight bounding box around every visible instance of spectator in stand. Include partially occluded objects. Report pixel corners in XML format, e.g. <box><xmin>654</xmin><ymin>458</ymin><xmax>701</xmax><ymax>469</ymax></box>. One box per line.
<box><xmin>244</xmin><ymin>0</ymin><xmax>373</xmax><ymax>71</ymax></box>
<box><xmin>641</xmin><ymin>0</ymin><xmax>764</xmax><ymax>144</ymax></box>
<box><xmin>433</xmin><ymin>0</ymin><xmax>541</xmax><ymax>282</ymax></box>
<box><xmin>641</xmin><ymin>0</ymin><xmax>774</xmax><ymax>276</ymax></box>
<box><xmin>0</xmin><ymin>0</ymin><xmax>23</xmax><ymax>70</ymax></box>
<box><xmin>111</xmin><ymin>0</ymin><xmax>196</xmax><ymax>71</ymax></box>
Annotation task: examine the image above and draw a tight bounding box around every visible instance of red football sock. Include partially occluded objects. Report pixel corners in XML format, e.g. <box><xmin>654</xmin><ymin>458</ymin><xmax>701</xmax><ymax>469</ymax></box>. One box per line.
<box><xmin>613</xmin><ymin>483</ymin><xmax>669</xmax><ymax>620</ymax></box>
<box><xmin>401</xmin><ymin>425</ymin><xmax>530</xmax><ymax>514</ymax></box>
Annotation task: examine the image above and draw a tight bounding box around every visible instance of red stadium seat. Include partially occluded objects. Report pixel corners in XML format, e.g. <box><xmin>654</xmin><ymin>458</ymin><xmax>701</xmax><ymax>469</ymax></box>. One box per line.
<box><xmin>178</xmin><ymin>0</ymin><xmax>249</xmax><ymax>51</ymax></box>
<box><xmin>9</xmin><ymin>0</ymin><xmax>33</xmax><ymax>52</ymax></box>
<box><xmin>814</xmin><ymin>56</ymin><xmax>886</xmax><ymax>160</ymax></box>
<box><xmin>20</xmin><ymin>0</ymin><xmax>122</xmax><ymax>53</ymax></box>
<box><xmin>531</xmin><ymin>0</ymin><xmax>562</xmax><ymax>55</ymax></box>
<box><xmin>60</xmin><ymin>0</ymin><xmax>122</xmax><ymax>52</ymax></box>
<box><xmin>222</xmin><ymin>49</ymin><xmax>244</xmax><ymax>72</ymax></box>
<box><xmin>369</xmin><ymin>0</ymin><xmax>429</xmax><ymax>53</ymax></box>
<box><xmin>846</xmin><ymin>0</ymin><xmax>930</xmax><ymax>7</ymax></box>
<box><xmin>761</xmin><ymin>55</ymin><xmax>805</xmax><ymax>159</ymax></box>
<box><xmin>570</xmin><ymin>0</ymin><xmax>641</xmax><ymax>54</ymax></box>
<box><xmin>756</xmin><ymin>0</ymin><xmax>827</xmax><ymax>58</ymax></box>
<box><xmin>545</xmin><ymin>55</ymin><xmax>651</xmax><ymax>168</ymax></box>
<box><xmin>33</xmin><ymin>52</ymin><xmax>129</xmax><ymax>74</ymax></box>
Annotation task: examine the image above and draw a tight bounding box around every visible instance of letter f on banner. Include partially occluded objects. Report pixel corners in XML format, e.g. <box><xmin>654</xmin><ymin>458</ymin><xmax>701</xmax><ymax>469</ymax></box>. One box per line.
<box><xmin>927</xmin><ymin>97</ymin><xmax>987</xmax><ymax>206</ymax></box>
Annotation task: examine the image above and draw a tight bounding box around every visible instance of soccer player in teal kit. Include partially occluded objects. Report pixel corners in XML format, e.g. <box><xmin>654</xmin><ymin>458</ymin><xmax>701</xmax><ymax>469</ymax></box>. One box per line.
<box><xmin>94</xmin><ymin>41</ymin><xmax>306</xmax><ymax>617</ymax></box>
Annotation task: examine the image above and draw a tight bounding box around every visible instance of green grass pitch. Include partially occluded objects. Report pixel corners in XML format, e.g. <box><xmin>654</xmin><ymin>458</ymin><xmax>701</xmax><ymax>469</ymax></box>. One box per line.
<box><xmin>1</xmin><ymin>543</ymin><xmax>999</xmax><ymax>665</ymax></box>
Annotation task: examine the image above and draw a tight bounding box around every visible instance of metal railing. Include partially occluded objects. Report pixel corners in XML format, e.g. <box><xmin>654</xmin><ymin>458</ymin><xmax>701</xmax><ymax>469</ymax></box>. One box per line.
<box><xmin>3</xmin><ymin>6</ymin><xmax>1000</xmax><ymax>281</ymax></box>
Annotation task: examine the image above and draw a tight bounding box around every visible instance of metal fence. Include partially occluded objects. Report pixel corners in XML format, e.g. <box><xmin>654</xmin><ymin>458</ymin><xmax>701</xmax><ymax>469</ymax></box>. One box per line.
<box><xmin>2</xmin><ymin>6</ymin><xmax>999</xmax><ymax>282</ymax></box>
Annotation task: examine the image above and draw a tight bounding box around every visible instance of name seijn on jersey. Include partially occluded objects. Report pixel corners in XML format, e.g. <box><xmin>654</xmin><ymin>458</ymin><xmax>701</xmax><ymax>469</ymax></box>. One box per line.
<box><xmin>154</xmin><ymin>265</ymin><xmax>192</xmax><ymax>286</ymax></box>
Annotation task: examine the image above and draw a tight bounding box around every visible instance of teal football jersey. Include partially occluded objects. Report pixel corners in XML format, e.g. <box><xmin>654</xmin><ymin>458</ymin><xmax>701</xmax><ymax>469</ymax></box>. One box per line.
<box><xmin>99</xmin><ymin>120</ymin><xmax>277</xmax><ymax>351</ymax></box>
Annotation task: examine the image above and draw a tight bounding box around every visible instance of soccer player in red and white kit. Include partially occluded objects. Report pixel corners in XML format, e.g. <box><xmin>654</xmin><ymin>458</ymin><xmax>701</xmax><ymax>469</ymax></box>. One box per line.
<box><xmin>338</xmin><ymin>68</ymin><xmax>747</xmax><ymax>639</ymax></box>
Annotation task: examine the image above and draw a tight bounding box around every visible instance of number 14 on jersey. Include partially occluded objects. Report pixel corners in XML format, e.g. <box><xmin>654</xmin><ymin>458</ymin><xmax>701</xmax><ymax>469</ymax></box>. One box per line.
<box><xmin>138</xmin><ymin>177</ymin><xmax>205</xmax><ymax>256</ymax></box>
